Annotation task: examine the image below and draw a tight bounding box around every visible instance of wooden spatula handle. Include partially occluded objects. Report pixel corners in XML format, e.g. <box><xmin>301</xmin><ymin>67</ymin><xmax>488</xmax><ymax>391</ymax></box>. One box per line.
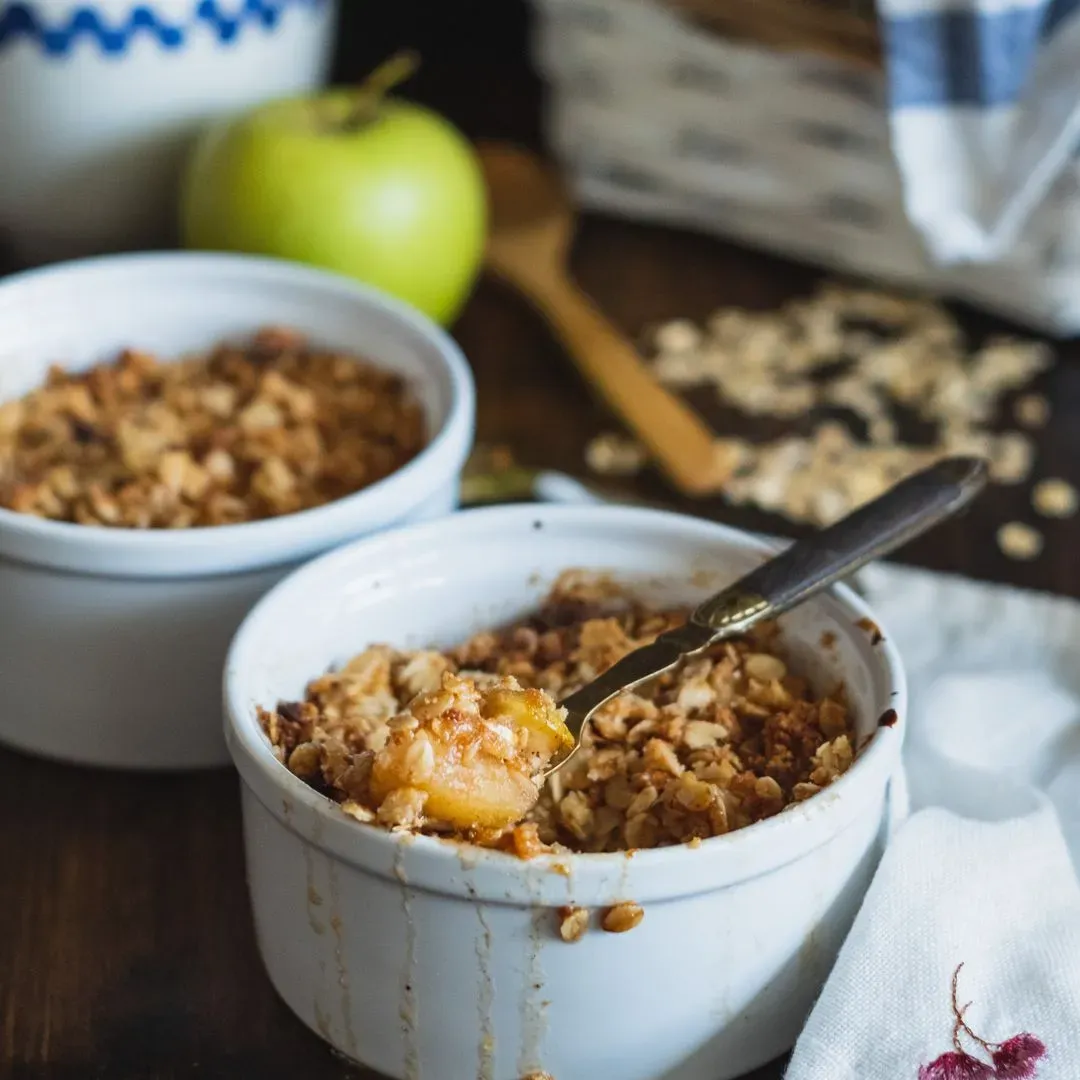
<box><xmin>519</xmin><ymin>273</ymin><xmax>729</xmax><ymax>496</ymax></box>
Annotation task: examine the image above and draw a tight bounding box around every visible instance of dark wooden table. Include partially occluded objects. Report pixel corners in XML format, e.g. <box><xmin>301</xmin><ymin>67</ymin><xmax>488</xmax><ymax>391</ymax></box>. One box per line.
<box><xmin>4</xmin><ymin>5</ymin><xmax>1080</xmax><ymax>1080</ymax></box>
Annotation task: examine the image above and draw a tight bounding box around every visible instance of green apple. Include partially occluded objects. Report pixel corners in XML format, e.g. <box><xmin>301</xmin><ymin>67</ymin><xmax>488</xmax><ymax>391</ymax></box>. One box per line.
<box><xmin>180</xmin><ymin>58</ymin><xmax>486</xmax><ymax>326</ymax></box>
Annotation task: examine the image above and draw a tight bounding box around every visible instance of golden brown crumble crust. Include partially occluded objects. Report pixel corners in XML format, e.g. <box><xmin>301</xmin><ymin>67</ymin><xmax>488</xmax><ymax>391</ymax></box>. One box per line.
<box><xmin>260</xmin><ymin>572</ymin><xmax>855</xmax><ymax>855</ymax></box>
<box><xmin>0</xmin><ymin>327</ymin><xmax>424</xmax><ymax>527</ymax></box>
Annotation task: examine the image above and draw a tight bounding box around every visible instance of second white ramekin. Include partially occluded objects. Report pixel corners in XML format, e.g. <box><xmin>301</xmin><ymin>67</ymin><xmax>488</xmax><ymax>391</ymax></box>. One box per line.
<box><xmin>0</xmin><ymin>252</ymin><xmax>474</xmax><ymax>768</ymax></box>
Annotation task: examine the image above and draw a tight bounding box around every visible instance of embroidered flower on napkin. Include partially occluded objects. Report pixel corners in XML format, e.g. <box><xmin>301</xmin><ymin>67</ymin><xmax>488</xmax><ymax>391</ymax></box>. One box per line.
<box><xmin>920</xmin><ymin>965</ymin><xmax>1046</xmax><ymax>1080</ymax></box>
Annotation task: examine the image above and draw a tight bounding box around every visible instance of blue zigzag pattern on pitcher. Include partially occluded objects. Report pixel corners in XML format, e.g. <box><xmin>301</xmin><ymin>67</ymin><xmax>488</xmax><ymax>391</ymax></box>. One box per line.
<box><xmin>0</xmin><ymin>0</ymin><xmax>328</xmax><ymax>56</ymax></box>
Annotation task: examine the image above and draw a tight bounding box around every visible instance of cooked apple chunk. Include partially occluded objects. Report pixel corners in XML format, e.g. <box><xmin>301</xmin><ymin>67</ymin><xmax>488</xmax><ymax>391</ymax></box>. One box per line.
<box><xmin>368</xmin><ymin>671</ymin><xmax>572</xmax><ymax>831</ymax></box>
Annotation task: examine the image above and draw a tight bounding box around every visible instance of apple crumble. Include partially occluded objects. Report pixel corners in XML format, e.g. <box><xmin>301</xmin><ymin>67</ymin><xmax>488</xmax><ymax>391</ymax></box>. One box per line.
<box><xmin>364</xmin><ymin>673</ymin><xmax>572</xmax><ymax>831</ymax></box>
<box><xmin>260</xmin><ymin>573</ymin><xmax>856</xmax><ymax>854</ymax></box>
<box><xmin>0</xmin><ymin>327</ymin><xmax>424</xmax><ymax>527</ymax></box>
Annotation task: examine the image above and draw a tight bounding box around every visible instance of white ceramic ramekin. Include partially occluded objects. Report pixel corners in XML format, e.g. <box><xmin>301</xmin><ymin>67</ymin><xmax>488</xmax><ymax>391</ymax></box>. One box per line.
<box><xmin>0</xmin><ymin>252</ymin><xmax>474</xmax><ymax>769</ymax></box>
<box><xmin>225</xmin><ymin>504</ymin><xmax>906</xmax><ymax>1080</ymax></box>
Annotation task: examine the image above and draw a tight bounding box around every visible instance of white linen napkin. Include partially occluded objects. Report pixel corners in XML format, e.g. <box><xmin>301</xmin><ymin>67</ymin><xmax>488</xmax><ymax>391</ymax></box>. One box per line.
<box><xmin>530</xmin><ymin>473</ymin><xmax>1080</xmax><ymax>1077</ymax></box>
<box><xmin>786</xmin><ymin>564</ymin><xmax>1080</xmax><ymax>1079</ymax></box>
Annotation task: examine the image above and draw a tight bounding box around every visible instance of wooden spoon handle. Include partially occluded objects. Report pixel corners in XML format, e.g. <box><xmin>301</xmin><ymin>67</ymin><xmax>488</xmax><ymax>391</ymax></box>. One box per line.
<box><xmin>515</xmin><ymin>272</ymin><xmax>731</xmax><ymax>496</ymax></box>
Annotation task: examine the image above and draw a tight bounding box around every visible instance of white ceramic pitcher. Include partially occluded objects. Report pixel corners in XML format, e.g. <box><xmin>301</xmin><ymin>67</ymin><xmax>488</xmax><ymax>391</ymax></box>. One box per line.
<box><xmin>0</xmin><ymin>0</ymin><xmax>338</xmax><ymax>265</ymax></box>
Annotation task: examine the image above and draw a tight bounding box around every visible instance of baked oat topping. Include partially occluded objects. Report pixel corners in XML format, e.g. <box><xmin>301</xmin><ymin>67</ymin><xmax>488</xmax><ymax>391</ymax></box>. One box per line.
<box><xmin>260</xmin><ymin>573</ymin><xmax>857</xmax><ymax>856</ymax></box>
<box><xmin>601</xmin><ymin>902</ymin><xmax>644</xmax><ymax>934</ymax></box>
<box><xmin>558</xmin><ymin>906</ymin><xmax>590</xmax><ymax>943</ymax></box>
<box><xmin>0</xmin><ymin>328</ymin><xmax>424</xmax><ymax>528</ymax></box>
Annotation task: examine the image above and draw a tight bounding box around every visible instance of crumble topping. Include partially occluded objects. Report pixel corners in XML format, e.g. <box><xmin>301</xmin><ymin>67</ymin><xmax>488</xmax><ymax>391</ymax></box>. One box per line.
<box><xmin>261</xmin><ymin>573</ymin><xmax>856</xmax><ymax>856</ymax></box>
<box><xmin>0</xmin><ymin>327</ymin><xmax>424</xmax><ymax>527</ymax></box>
<box><xmin>601</xmin><ymin>902</ymin><xmax>645</xmax><ymax>934</ymax></box>
<box><xmin>558</xmin><ymin>906</ymin><xmax>589</xmax><ymax>943</ymax></box>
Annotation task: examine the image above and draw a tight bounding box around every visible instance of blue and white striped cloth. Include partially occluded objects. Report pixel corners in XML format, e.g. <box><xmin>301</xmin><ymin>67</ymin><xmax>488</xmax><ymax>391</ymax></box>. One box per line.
<box><xmin>880</xmin><ymin>0</ymin><xmax>1080</xmax><ymax>263</ymax></box>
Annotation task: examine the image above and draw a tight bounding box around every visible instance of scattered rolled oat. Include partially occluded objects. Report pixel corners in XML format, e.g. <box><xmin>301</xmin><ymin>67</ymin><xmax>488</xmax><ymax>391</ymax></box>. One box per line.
<box><xmin>261</xmin><ymin>572</ymin><xmax>857</xmax><ymax>856</ymax></box>
<box><xmin>987</xmin><ymin>432</ymin><xmax>1034</xmax><ymax>485</ymax></box>
<box><xmin>1032</xmin><ymin>478</ymin><xmax>1078</xmax><ymax>519</ymax></box>
<box><xmin>601</xmin><ymin>901</ymin><xmax>644</xmax><ymax>934</ymax></box>
<box><xmin>0</xmin><ymin>328</ymin><xmax>424</xmax><ymax>527</ymax></box>
<box><xmin>997</xmin><ymin>521</ymin><xmax>1043</xmax><ymax>561</ymax></box>
<box><xmin>1014</xmin><ymin>393</ymin><xmax>1050</xmax><ymax>429</ymax></box>
<box><xmin>721</xmin><ymin>425</ymin><xmax>939</xmax><ymax>526</ymax></box>
<box><xmin>653</xmin><ymin>317</ymin><xmax>702</xmax><ymax>354</ymax></box>
<box><xmin>584</xmin><ymin>432</ymin><xmax>647</xmax><ymax>477</ymax></box>
<box><xmin>586</xmin><ymin>282</ymin><xmax>1054</xmax><ymax>528</ymax></box>
<box><xmin>558</xmin><ymin>906</ymin><xmax>589</xmax><ymax>943</ymax></box>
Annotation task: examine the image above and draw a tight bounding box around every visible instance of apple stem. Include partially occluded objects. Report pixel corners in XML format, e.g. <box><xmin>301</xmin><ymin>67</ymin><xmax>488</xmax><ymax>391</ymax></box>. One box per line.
<box><xmin>343</xmin><ymin>50</ymin><xmax>420</xmax><ymax>130</ymax></box>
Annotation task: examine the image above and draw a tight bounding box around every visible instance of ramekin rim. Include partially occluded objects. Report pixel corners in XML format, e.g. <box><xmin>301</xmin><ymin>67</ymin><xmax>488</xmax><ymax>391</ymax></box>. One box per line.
<box><xmin>224</xmin><ymin>503</ymin><xmax>908</xmax><ymax>875</ymax></box>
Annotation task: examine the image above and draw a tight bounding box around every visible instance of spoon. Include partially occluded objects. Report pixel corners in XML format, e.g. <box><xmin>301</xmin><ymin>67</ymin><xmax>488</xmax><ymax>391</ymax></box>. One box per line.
<box><xmin>545</xmin><ymin>455</ymin><xmax>989</xmax><ymax>778</ymax></box>
<box><xmin>477</xmin><ymin>141</ymin><xmax>741</xmax><ymax>497</ymax></box>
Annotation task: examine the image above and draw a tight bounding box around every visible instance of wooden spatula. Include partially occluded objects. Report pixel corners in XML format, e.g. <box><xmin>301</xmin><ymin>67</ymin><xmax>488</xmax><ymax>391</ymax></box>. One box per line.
<box><xmin>477</xmin><ymin>141</ymin><xmax>738</xmax><ymax>497</ymax></box>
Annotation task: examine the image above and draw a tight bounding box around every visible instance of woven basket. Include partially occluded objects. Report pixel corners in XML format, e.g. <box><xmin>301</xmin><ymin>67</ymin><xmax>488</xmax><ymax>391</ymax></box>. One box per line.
<box><xmin>530</xmin><ymin>0</ymin><xmax>1080</xmax><ymax>335</ymax></box>
<box><xmin>661</xmin><ymin>0</ymin><xmax>880</xmax><ymax>66</ymax></box>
